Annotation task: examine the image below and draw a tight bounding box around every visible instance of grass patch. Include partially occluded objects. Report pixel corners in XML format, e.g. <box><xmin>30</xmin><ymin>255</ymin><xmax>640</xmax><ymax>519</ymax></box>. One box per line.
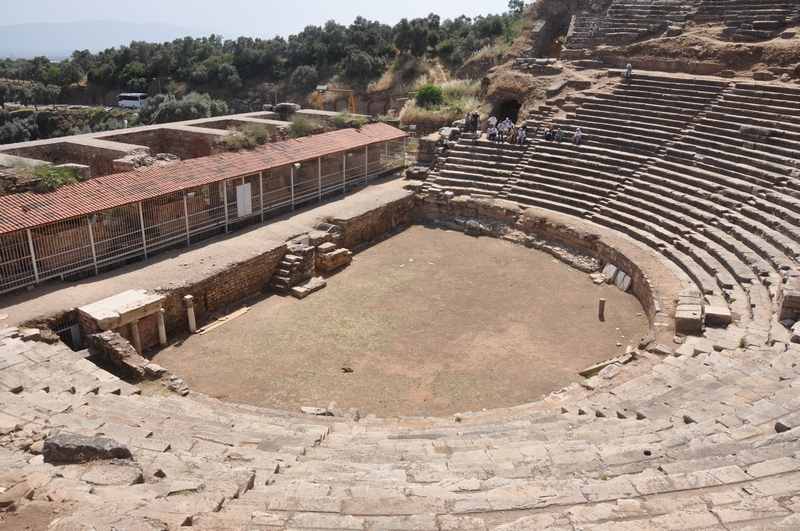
<box><xmin>333</xmin><ymin>111</ymin><xmax>365</xmax><ymax>129</ymax></box>
<box><xmin>221</xmin><ymin>123</ymin><xmax>272</xmax><ymax>150</ymax></box>
<box><xmin>287</xmin><ymin>115</ymin><xmax>321</xmax><ymax>138</ymax></box>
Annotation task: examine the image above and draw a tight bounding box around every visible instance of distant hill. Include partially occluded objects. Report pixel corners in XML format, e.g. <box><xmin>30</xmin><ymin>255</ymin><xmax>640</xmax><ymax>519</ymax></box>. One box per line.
<box><xmin>0</xmin><ymin>20</ymin><xmax>219</xmax><ymax>60</ymax></box>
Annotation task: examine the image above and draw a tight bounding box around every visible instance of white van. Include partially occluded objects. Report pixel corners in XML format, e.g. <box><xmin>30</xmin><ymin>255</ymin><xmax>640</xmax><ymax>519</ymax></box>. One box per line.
<box><xmin>116</xmin><ymin>93</ymin><xmax>148</xmax><ymax>109</ymax></box>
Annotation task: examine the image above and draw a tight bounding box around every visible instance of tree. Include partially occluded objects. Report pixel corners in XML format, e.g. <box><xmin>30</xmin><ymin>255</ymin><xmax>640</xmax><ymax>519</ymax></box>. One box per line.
<box><xmin>415</xmin><ymin>84</ymin><xmax>443</xmax><ymax>108</ymax></box>
<box><xmin>138</xmin><ymin>92</ymin><xmax>228</xmax><ymax>124</ymax></box>
<box><xmin>0</xmin><ymin>82</ymin><xmax>14</xmax><ymax>109</ymax></box>
<box><xmin>33</xmin><ymin>84</ymin><xmax>61</xmax><ymax>108</ymax></box>
<box><xmin>290</xmin><ymin>65</ymin><xmax>318</xmax><ymax>94</ymax></box>
<box><xmin>217</xmin><ymin>62</ymin><xmax>242</xmax><ymax>91</ymax></box>
<box><xmin>341</xmin><ymin>49</ymin><xmax>385</xmax><ymax>83</ymax></box>
<box><xmin>508</xmin><ymin>0</ymin><xmax>526</xmax><ymax>16</ymax></box>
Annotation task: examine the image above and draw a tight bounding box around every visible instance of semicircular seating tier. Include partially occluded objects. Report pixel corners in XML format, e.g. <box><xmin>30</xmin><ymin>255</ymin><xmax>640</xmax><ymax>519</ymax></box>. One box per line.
<box><xmin>423</xmin><ymin>74</ymin><xmax>800</xmax><ymax>344</ymax></box>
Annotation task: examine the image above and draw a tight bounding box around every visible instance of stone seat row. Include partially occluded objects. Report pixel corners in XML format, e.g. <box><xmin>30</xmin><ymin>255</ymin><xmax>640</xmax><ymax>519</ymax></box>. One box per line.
<box><xmin>639</xmin><ymin>163</ymin><xmax>800</xmax><ymax>270</ymax></box>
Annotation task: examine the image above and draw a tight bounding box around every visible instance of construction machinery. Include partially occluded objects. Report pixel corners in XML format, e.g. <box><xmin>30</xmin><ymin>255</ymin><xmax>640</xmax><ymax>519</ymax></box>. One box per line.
<box><xmin>314</xmin><ymin>85</ymin><xmax>356</xmax><ymax>114</ymax></box>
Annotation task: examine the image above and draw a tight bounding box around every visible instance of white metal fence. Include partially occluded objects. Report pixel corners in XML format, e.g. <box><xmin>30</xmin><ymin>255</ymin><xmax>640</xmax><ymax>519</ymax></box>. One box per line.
<box><xmin>0</xmin><ymin>139</ymin><xmax>406</xmax><ymax>294</ymax></box>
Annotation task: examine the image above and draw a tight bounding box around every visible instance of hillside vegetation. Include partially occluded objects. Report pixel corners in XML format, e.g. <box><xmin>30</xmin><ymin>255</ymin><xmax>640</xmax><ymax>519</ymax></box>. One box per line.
<box><xmin>0</xmin><ymin>2</ymin><xmax>528</xmax><ymax>143</ymax></box>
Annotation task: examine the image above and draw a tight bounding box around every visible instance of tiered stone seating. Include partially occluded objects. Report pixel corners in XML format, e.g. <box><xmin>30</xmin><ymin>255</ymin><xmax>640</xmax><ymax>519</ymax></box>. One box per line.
<box><xmin>588</xmin><ymin>81</ymin><xmax>800</xmax><ymax>343</ymax></box>
<box><xmin>199</xmin><ymin>337</ymin><xmax>800</xmax><ymax>529</ymax></box>
<box><xmin>0</xmin><ymin>331</ymin><xmax>331</xmax><ymax>529</ymax></box>
<box><xmin>600</xmin><ymin>0</ymin><xmax>698</xmax><ymax>42</ymax></box>
<box><xmin>696</xmin><ymin>0</ymin><xmax>798</xmax><ymax>40</ymax></box>
<box><xmin>424</xmin><ymin>74</ymin><xmax>800</xmax><ymax>340</ymax></box>
<box><xmin>567</xmin><ymin>0</ymin><xmax>700</xmax><ymax>52</ymax></box>
<box><xmin>423</xmin><ymin>136</ymin><xmax>530</xmax><ymax>198</ymax></box>
<box><xmin>504</xmin><ymin>75</ymin><xmax>724</xmax><ymax>218</ymax></box>
<box><xmin>3</xmin><ymin>242</ymin><xmax>800</xmax><ymax>527</ymax></box>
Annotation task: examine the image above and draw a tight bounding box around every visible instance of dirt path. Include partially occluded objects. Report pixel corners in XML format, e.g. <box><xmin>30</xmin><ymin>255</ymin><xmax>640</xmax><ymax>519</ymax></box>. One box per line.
<box><xmin>152</xmin><ymin>224</ymin><xmax>650</xmax><ymax>418</ymax></box>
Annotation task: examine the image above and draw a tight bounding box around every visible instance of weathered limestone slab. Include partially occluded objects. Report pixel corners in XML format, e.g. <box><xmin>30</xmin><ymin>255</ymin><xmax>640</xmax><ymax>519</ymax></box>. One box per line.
<box><xmin>705</xmin><ymin>305</ymin><xmax>732</xmax><ymax>326</ymax></box>
<box><xmin>290</xmin><ymin>277</ymin><xmax>327</xmax><ymax>299</ymax></box>
<box><xmin>602</xmin><ymin>264</ymin><xmax>619</xmax><ymax>283</ymax></box>
<box><xmin>81</xmin><ymin>462</ymin><xmax>144</xmax><ymax>486</ymax></box>
<box><xmin>614</xmin><ymin>273</ymin><xmax>631</xmax><ymax>292</ymax></box>
<box><xmin>79</xmin><ymin>289</ymin><xmax>165</xmax><ymax>330</ymax></box>
<box><xmin>288</xmin><ymin>513</ymin><xmax>365</xmax><ymax>529</ymax></box>
<box><xmin>675</xmin><ymin>305</ymin><xmax>703</xmax><ymax>332</ymax></box>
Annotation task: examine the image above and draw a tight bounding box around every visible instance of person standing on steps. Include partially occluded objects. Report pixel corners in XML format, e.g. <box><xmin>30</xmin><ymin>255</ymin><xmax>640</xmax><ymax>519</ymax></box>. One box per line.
<box><xmin>471</xmin><ymin>111</ymin><xmax>480</xmax><ymax>137</ymax></box>
<box><xmin>465</xmin><ymin>112</ymin><xmax>472</xmax><ymax>133</ymax></box>
<box><xmin>556</xmin><ymin>126</ymin><xmax>564</xmax><ymax>143</ymax></box>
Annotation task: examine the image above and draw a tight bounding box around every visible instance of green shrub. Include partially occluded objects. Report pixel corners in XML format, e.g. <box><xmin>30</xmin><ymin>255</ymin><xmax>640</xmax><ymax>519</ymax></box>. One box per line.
<box><xmin>415</xmin><ymin>84</ymin><xmax>444</xmax><ymax>108</ymax></box>
<box><xmin>222</xmin><ymin>123</ymin><xmax>272</xmax><ymax>150</ymax></box>
<box><xmin>34</xmin><ymin>166</ymin><xmax>81</xmax><ymax>192</ymax></box>
<box><xmin>288</xmin><ymin>115</ymin><xmax>316</xmax><ymax>138</ymax></box>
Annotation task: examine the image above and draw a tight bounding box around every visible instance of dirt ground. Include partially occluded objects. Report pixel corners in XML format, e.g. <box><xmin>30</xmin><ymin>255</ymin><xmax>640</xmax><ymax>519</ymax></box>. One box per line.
<box><xmin>151</xmin><ymin>224</ymin><xmax>650</xmax><ymax>418</ymax></box>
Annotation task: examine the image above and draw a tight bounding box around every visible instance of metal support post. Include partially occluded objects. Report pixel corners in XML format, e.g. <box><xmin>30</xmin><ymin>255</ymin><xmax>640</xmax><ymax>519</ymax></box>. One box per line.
<box><xmin>26</xmin><ymin>229</ymin><xmax>39</xmax><ymax>282</ymax></box>
<box><xmin>138</xmin><ymin>202</ymin><xmax>148</xmax><ymax>259</ymax></box>
<box><xmin>183</xmin><ymin>194</ymin><xmax>191</xmax><ymax>245</ymax></box>
<box><xmin>87</xmin><ymin>217</ymin><xmax>99</xmax><ymax>275</ymax></box>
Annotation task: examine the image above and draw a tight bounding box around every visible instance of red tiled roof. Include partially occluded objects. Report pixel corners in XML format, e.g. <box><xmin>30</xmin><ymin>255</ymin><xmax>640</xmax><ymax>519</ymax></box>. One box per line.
<box><xmin>0</xmin><ymin>123</ymin><xmax>405</xmax><ymax>235</ymax></box>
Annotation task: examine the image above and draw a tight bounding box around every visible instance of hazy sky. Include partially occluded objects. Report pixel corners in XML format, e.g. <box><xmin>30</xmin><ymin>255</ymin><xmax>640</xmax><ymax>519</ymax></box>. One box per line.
<box><xmin>4</xmin><ymin>0</ymin><xmax>516</xmax><ymax>39</ymax></box>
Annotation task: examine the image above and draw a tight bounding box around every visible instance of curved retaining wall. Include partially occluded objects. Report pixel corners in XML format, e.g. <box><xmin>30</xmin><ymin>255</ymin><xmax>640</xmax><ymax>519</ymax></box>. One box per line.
<box><xmin>413</xmin><ymin>194</ymin><xmax>675</xmax><ymax>329</ymax></box>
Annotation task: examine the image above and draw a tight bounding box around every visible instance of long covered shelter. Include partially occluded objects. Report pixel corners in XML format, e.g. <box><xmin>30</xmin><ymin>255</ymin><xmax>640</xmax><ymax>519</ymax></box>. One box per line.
<box><xmin>0</xmin><ymin>123</ymin><xmax>407</xmax><ymax>294</ymax></box>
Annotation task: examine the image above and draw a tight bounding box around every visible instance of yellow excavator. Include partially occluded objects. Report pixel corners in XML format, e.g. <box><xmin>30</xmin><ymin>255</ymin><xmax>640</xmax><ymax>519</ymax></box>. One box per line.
<box><xmin>314</xmin><ymin>85</ymin><xmax>356</xmax><ymax>114</ymax></box>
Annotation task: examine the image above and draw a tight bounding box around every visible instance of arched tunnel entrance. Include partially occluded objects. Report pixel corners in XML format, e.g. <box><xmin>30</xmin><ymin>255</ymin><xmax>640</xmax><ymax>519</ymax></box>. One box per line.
<box><xmin>494</xmin><ymin>100</ymin><xmax>522</xmax><ymax>124</ymax></box>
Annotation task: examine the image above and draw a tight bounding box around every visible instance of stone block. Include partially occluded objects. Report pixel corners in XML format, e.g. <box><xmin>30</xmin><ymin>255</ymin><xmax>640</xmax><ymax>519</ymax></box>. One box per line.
<box><xmin>675</xmin><ymin>305</ymin><xmax>703</xmax><ymax>332</ymax></box>
<box><xmin>693</xmin><ymin>338</ymin><xmax>715</xmax><ymax>355</ymax></box>
<box><xmin>43</xmin><ymin>433</ymin><xmax>133</xmax><ymax>463</ymax></box>
<box><xmin>678</xmin><ymin>290</ymin><xmax>703</xmax><ymax>306</ymax></box>
<box><xmin>705</xmin><ymin>305</ymin><xmax>732</xmax><ymax>326</ymax></box>
<box><xmin>651</xmin><ymin>343</ymin><xmax>674</xmax><ymax>356</ymax></box>
<box><xmin>602</xmin><ymin>264</ymin><xmax>619</xmax><ymax>283</ymax></box>
<box><xmin>675</xmin><ymin>343</ymin><xmax>695</xmax><ymax>357</ymax></box>
<box><xmin>615</xmin><ymin>273</ymin><xmax>631</xmax><ymax>292</ymax></box>
<box><xmin>598</xmin><ymin>363</ymin><xmax>622</xmax><ymax>379</ymax></box>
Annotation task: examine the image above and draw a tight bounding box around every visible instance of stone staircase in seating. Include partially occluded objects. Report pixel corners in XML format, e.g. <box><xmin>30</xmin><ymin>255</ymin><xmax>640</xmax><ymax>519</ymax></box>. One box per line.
<box><xmin>422</xmin><ymin>134</ymin><xmax>530</xmax><ymax>200</ymax></box>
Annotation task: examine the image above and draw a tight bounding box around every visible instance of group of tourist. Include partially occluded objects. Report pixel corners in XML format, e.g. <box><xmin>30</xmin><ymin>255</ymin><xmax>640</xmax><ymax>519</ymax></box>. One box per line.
<box><xmin>461</xmin><ymin>111</ymin><xmax>585</xmax><ymax>147</ymax></box>
<box><xmin>486</xmin><ymin>115</ymin><xmax>527</xmax><ymax>145</ymax></box>
<box><xmin>544</xmin><ymin>124</ymin><xmax>582</xmax><ymax>146</ymax></box>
